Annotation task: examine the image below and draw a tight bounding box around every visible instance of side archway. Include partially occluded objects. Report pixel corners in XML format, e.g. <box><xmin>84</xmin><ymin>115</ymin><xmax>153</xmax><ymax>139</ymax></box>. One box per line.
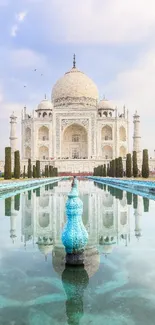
<box><xmin>25</xmin><ymin>146</ymin><xmax>31</xmax><ymax>159</ymax></box>
<box><xmin>39</xmin><ymin>212</ymin><xmax>50</xmax><ymax>228</ymax></box>
<box><xmin>39</xmin><ymin>146</ymin><xmax>49</xmax><ymax>160</ymax></box>
<box><xmin>25</xmin><ymin>127</ymin><xmax>31</xmax><ymax>141</ymax></box>
<box><xmin>119</xmin><ymin>146</ymin><xmax>126</xmax><ymax>158</ymax></box>
<box><xmin>103</xmin><ymin>212</ymin><xmax>114</xmax><ymax>228</ymax></box>
<box><xmin>62</xmin><ymin>123</ymin><xmax>88</xmax><ymax>159</ymax></box>
<box><xmin>38</xmin><ymin>126</ymin><xmax>49</xmax><ymax>141</ymax></box>
<box><xmin>119</xmin><ymin>126</ymin><xmax>126</xmax><ymax>141</ymax></box>
<box><xmin>101</xmin><ymin>125</ymin><xmax>112</xmax><ymax>140</ymax></box>
<box><xmin>102</xmin><ymin>145</ymin><xmax>113</xmax><ymax>159</ymax></box>
<box><xmin>120</xmin><ymin>212</ymin><xmax>127</xmax><ymax>226</ymax></box>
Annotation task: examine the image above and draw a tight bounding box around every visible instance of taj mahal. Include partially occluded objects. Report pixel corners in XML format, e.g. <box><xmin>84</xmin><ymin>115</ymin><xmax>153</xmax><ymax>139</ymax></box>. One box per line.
<box><xmin>7</xmin><ymin>55</ymin><xmax>155</xmax><ymax>174</ymax></box>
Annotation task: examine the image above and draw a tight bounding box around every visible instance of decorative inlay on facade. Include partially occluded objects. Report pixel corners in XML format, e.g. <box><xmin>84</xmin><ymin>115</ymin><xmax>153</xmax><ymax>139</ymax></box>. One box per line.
<box><xmin>61</xmin><ymin>118</ymin><xmax>89</xmax><ymax>131</ymax></box>
<box><xmin>53</xmin><ymin>96</ymin><xmax>97</xmax><ymax>108</ymax></box>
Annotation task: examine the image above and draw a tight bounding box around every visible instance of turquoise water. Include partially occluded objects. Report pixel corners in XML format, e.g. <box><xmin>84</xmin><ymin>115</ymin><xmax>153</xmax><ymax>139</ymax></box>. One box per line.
<box><xmin>0</xmin><ymin>180</ymin><xmax>155</xmax><ymax>325</ymax></box>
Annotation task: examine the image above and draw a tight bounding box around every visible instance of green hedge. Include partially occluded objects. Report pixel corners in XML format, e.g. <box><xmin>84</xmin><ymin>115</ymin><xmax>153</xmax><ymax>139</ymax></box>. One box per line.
<box><xmin>14</xmin><ymin>150</ymin><xmax>20</xmax><ymax>179</ymax></box>
<box><xmin>27</xmin><ymin>159</ymin><xmax>32</xmax><ymax>178</ymax></box>
<box><xmin>36</xmin><ymin>160</ymin><xmax>40</xmax><ymax>178</ymax></box>
<box><xmin>142</xmin><ymin>149</ymin><xmax>149</xmax><ymax>178</ymax></box>
<box><xmin>126</xmin><ymin>153</ymin><xmax>132</xmax><ymax>178</ymax></box>
<box><xmin>133</xmin><ymin>151</ymin><xmax>138</xmax><ymax>178</ymax></box>
<box><xmin>4</xmin><ymin>147</ymin><xmax>11</xmax><ymax>179</ymax></box>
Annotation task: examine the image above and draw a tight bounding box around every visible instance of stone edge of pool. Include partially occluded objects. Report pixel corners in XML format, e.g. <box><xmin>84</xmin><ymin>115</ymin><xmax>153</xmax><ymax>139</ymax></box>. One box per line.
<box><xmin>0</xmin><ymin>177</ymin><xmax>69</xmax><ymax>194</ymax></box>
<box><xmin>87</xmin><ymin>176</ymin><xmax>155</xmax><ymax>197</ymax></box>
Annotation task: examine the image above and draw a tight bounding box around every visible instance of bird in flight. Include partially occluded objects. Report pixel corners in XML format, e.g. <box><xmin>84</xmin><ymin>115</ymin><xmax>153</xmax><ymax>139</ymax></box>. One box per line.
<box><xmin>41</xmin><ymin>74</ymin><xmax>43</xmax><ymax>76</ymax></box>
<box><xmin>34</xmin><ymin>69</ymin><xmax>37</xmax><ymax>71</ymax></box>
<box><xmin>24</xmin><ymin>85</ymin><xmax>26</xmax><ymax>88</ymax></box>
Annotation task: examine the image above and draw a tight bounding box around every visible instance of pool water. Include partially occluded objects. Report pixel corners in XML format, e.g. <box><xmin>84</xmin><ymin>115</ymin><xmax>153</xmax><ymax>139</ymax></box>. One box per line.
<box><xmin>0</xmin><ymin>180</ymin><xmax>155</xmax><ymax>325</ymax></box>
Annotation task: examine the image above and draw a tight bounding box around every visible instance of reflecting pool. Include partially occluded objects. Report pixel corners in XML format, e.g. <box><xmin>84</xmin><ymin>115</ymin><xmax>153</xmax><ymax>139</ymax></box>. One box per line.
<box><xmin>0</xmin><ymin>180</ymin><xmax>155</xmax><ymax>324</ymax></box>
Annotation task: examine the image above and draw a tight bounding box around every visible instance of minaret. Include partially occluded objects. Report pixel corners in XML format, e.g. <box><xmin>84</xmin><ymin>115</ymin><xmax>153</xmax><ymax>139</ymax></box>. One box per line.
<box><xmin>9</xmin><ymin>112</ymin><xmax>18</xmax><ymax>158</ymax></box>
<box><xmin>10</xmin><ymin>197</ymin><xmax>17</xmax><ymax>243</ymax></box>
<box><xmin>133</xmin><ymin>111</ymin><xmax>141</xmax><ymax>160</ymax></box>
<box><xmin>134</xmin><ymin>196</ymin><xmax>142</xmax><ymax>239</ymax></box>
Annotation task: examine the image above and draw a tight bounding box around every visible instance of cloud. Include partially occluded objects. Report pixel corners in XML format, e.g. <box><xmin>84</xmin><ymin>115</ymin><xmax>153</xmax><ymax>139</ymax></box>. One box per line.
<box><xmin>105</xmin><ymin>49</ymin><xmax>155</xmax><ymax>116</ymax></box>
<box><xmin>104</xmin><ymin>49</ymin><xmax>155</xmax><ymax>153</ymax></box>
<box><xmin>40</xmin><ymin>0</ymin><xmax>155</xmax><ymax>44</ymax></box>
<box><xmin>10</xmin><ymin>24</ymin><xmax>18</xmax><ymax>37</ymax></box>
<box><xmin>11</xmin><ymin>10</ymin><xmax>27</xmax><ymax>37</ymax></box>
<box><xmin>16</xmin><ymin>11</ymin><xmax>27</xmax><ymax>22</ymax></box>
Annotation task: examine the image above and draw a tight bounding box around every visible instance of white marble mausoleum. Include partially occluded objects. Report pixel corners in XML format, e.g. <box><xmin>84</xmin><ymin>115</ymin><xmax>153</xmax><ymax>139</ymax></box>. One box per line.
<box><xmin>8</xmin><ymin>55</ymin><xmax>145</xmax><ymax>173</ymax></box>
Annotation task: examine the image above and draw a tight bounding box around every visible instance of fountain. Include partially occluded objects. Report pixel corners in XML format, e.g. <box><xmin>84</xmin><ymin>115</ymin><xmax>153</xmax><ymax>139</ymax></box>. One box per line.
<box><xmin>62</xmin><ymin>177</ymin><xmax>88</xmax><ymax>265</ymax></box>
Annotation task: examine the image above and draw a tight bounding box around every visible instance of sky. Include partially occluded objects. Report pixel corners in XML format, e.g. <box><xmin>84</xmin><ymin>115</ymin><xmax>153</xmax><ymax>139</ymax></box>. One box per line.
<box><xmin>0</xmin><ymin>0</ymin><xmax>155</xmax><ymax>159</ymax></box>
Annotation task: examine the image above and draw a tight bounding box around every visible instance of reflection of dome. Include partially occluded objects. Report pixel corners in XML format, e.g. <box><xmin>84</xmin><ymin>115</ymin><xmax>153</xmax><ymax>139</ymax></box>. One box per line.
<box><xmin>36</xmin><ymin>98</ymin><xmax>53</xmax><ymax>111</ymax></box>
<box><xmin>38</xmin><ymin>244</ymin><xmax>53</xmax><ymax>255</ymax></box>
<box><xmin>52</xmin><ymin>246</ymin><xmax>100</xmax><ymax>278</ymax></box>
<box><xmin>52</xmin><ymin>62</ymin><xmax>98</xmax><ymax>107</ymax></box>
<box><xmin>37</xmin><ymin>237</ymin><xmax>53</xmax><ymax>256</ymax></box>
<box><xmin>101</xmin><ymin>244</ymin><xmax>115</xmax><ymax>254</ymax></box>
<box><xmin>99</xmin><ymin>236</ymin><xmax>116</xmax><ymax>255</ymax></box>
<box><xmin>97</xmin><ymin>99</ymin><xmax>114</xmax><ymax>110</ymax></box>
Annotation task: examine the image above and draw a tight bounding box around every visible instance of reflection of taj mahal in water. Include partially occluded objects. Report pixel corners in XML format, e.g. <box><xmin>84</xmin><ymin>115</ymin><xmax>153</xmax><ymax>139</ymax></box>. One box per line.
<box><xmin>8</xmin><ymin>181</ymin><xmax>143</xmax><ymax>259</ymax></box>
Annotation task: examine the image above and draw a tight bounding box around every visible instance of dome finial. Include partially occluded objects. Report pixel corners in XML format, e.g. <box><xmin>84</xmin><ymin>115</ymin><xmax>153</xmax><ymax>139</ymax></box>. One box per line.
<box><xmin>44</xmin><ymin>93</ymin><xmax>46</xmax><ymax>99</ymax></box>
<box><xmin>73</xmin><ymin>54</ymin><xmax>76</xmax><ymax>68</ymax></box>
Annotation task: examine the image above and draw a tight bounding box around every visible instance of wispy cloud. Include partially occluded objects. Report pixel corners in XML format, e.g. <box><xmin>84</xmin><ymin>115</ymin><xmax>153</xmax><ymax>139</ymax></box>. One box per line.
<box><xmin>11</xmin><ymin>25</ymin><xmax>18</xmax><ymax>37</ymax></box>
<box><xmin>16</xmin><ymin>11</ymin><xmax>27</xmax><ymax>22</ymax></box>
<box><xmin>11</xmin><ymin>10</ymin><xmax>27</xmax><ymax>37</ymax></box>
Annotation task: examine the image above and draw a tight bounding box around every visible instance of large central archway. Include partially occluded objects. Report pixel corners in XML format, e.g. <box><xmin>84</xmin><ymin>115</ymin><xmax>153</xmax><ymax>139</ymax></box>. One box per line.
<box><xmin>62</xmin><ymin>123</ymin><xmax>88</xmax><ymax>159</ymax></box>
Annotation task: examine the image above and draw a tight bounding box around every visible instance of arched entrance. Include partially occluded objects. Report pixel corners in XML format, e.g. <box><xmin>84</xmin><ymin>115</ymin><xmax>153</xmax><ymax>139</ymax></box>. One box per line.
<box><xmin>62</xmin><ymin>124</ymin><xmax>88</xmax><ymax>159</ymax></box>
<box><xmin>102</xmin><ymin>145</ymin><xmax>113</xmax><ymax>159</ymax></box>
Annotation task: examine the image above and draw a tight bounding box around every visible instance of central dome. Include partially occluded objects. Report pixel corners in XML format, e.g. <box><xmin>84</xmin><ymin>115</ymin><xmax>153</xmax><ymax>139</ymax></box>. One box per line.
<box><xmin>52</xmin><ymin>58</ymin><xmax>98</xmax><ymax>107</ymax></box>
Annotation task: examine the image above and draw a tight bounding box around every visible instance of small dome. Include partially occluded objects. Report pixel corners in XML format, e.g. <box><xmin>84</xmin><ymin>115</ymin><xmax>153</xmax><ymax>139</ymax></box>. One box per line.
<box><xmin>98</xmin><ymin>99</ymin><xmax>114</xmax><ymax>110</ymax></box>
<box><xmin>37</xmin><ymin>237</ymin><xmax>53</xmax><ymax>256</ymax></box>
<box><xmin>36</xmin><ymin>98</ymin><xmax>53</xmax><ymax>111</ymax></box>
<box><xmin>38</xmin><ymin>244</ymin><xmax>53</xmax><ymax>256</ymax></box>
<box><xmin>52</xmin><ymin>63</ymin><xmax>99</xmax><ymax>107</ymax></box>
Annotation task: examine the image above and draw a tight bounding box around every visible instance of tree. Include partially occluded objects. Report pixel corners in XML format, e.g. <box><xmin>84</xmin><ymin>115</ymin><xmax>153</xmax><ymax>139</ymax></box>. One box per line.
<box><xmin>109</xmin><ymin>160</ymin><xmax>112</xmax><ymax>177</ymax></box>
<box><xmin>5</xmin><ymin>197</ymin><xmax>11</xmax><ymax>216</ymax></box>
<box><xmin>127</xmin><ymin>192</ymin><xmax>132</xmax><ymax>205</ymax></box>
<box><xmin>133</xmin><ymin>194</ymin><xmax>138</xmax><ymax>209</ymax></box>
<box><xmin>53</xmin><ymin>167</ymin><xmax>58</xmax><ymax>176</ymax></box>
<box><xmin>33</xmin><ymin>165</ymin><xmax>36</xmax><ymax>178</ymax></box>
<box><xmin>23</xmin><ymin>165</ymin><xmax>26</xmax><ymax>178</ymax></box>
<box><xmin>118</xmin><ymin>157</ymin><xmax>123</xmax><ymax>177</ymax></box>
<box><xmin>107</xmin><ymin>164</ymin><xmax>110</xmax><ymax>177</ymax></box>
<box><xmin>27</xmin><ymin>158</ymin><xmax>32</xmax><ymax>178</ymax></box>
<box><xmin>103</xmin><ymin>164</ymin><xmax>107</xmax><ymax>177</ymax></box>
<box><xmin>116</xmin><ymin>188</ymin><xmax>123</xmax><ymax>200</ymax></box>
<box><xmin>49</xmin><ymin>165</ymin><xmax>54</xmax><ymax>177</ymax></box>
<box><xmin>111</xmin><ymin>160</ymin><xmax>115</xmax><ymax>177</ymax></box>
<box><xmin>126</xmin><ymin>153</ymin><xmax>132</xmax><ymax>178</ymax></box>
<box><xmin>14</xmin><ymin>150</ymin><xmax>20</xmax><ymax>179</ymax></box>
<box><xmin>28</xmin><ymin>190</ymin><xmax>31</xmax><ymax>200</ymax></box>
<box><xmin>36</xmin><ymin>160</ymin><xmax>40</xmax><ymax>178</ymax></box>
<box><xmin>14</xmin><ymin>194</ymin><xmax>20</xmax><ymax>211</ymax></box>
<box><xmin>45</xmin><ymin>165</ymin><xmax>49</xmax><ymax>177</ymax></box>
<box><xmin>143</xmin><ymin>197</ymin><xmax>149</xmax><ymax>212</ymax></box>
<box><xmin>133</xmin><ymin>151</ymin><xmax>138</xmax><ymax>178</ymax></box>
<box><xmin>115</xmin><ymin>158</ymin><xmax>119</xmax><ymax>177</ymax></box>
<box><xmin>142</xmin><ymin>149</ymin><xmax>149</xmax><ymax>178</ymax></box>
<box><xmin>4</xmin><ymin>147</ymin><xmax>11</xmax><ymax>179</ymax></box>
<box><xmin>36</xmin><ymin>188</ymin><xmax>40</xmax><ymax>197</ymax></box>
